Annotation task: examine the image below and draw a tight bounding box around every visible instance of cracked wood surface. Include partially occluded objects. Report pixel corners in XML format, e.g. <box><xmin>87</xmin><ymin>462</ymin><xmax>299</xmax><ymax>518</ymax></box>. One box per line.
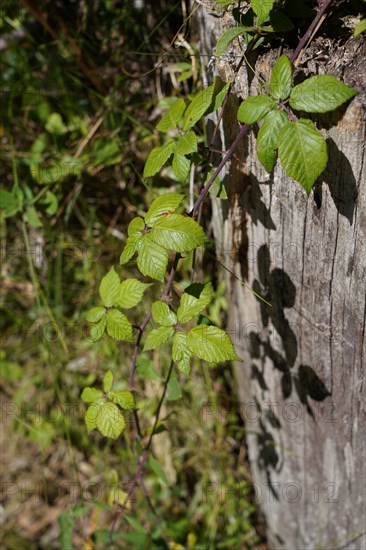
<box><xmin>196</xmin><ymin>3</ymin><xmax>366</xmax><ymax>549</ymax></box>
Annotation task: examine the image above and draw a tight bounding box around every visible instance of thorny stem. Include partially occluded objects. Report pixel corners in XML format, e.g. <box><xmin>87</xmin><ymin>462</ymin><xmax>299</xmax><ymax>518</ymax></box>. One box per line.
<box><xmin>290</xmin><ymin>0</ymin><xmax>335</xmax><ymax>67</ymax></box>
<box><xmin>118</xmin><ymin>0</ymin><xmax>336</xmax><ymax>528</ymax></box>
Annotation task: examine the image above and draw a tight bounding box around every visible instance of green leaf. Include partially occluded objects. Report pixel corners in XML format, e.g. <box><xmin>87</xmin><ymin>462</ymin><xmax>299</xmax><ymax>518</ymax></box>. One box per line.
<box><xmin>103</xmin><ymin>370</ymin><xmax>114</xmax><ymax>392</ymax></box>
<box><xmin>149</xmin><ymin>455</ymin><xmax>168</xmax><ymax>484</ymax></box>
<box><xmin>45</xmin><ymin>112</ymin><xmax>67</xmax><ymax>135</ymax></box>
<box><xmin>90</xmin><ymin>316</ymin><xmax>107</xmax><ymax>341</ymax></box>
<box><xmin>261</xmin><ymin>11</ymin><xmax>294</xmax><ymax>32</ymax></box>
<box><xmin>176</xmin><ymin>131</ymin><xmax>198</xmax><ymax>155</ymax></box>
<box><xmin>96</xmin><ymin>401</ymin><xmax>126</xmax><ymax>439</ymax></box>
<box><xmin>278</xmin><ymin>119</ymin><xmax>328</xmax><ymax>194</ymax></box>
<box><xmin>256</xmin><ymin>110</ymin><xmax>289</xmax><ymax>172</ymax></box>
<box><xmin>150</xmin><ymin>214</ymin><xmax>206</xmax><ymax>253</ymax></box>
<box><xmin>354</xmin><ymin>18</ymin><xmax>366</xmax><ymax>36</ymax></box>
<box><xmin>166</xmin><ymin>377</ymin><xmax>182</xmax><ymax>401</ymax></box>
<box><xmin>187</xmin><ymin>325</ymin><xmax>241</xmax><ymax>363</ymax></box>
<box><xmin>84</xmin><ymin>398</ymin><xmax>105</xmax><ymax>432</ymax></box>
<box><xmin>205</xmin><ymin>169</ymin><xmax>227</xmax><ymax>199</ymax></box>
<box><xmin>0</xmin><ymin>188</ymin><xmax>22</xmax><ymax>217</ymax></box>
<box><xmin>211</xmin><ymin>82</ymin><xmax>231</xmax><ymax>112</ymax></box>
<box><xmin>136</xmin><ymin>357</ymin><xmax>162</xmax><ymax>381</ymax></box>
<box><xmin>237</xmin><ymin>95</ymin><xmax>276</xmax><ymax>124</ymax></box>
<box><xmin>143</xmin><ymin>141</ymin><xmax>176</xmax><ymax>179</ymax></box>
<box><xmin>251</xmin><ymin>0</ymin><xmax>275</xmax><ymax>24</ymax></box>
<box><xmin>99</xmin><ymin>267</ymin><xmax>120</xmax><ymax>307</ymax></box>
<box><xmin>143</xmin><ymin>326</ymin><xmax>174</xmax><ymax>351</ymax></box>
<box><xmin>128</xmin><ymin>217</ymin><xmax>145</xmax><ymax>236</ymax></box>
<box><xmin>106</xmin><ymin>309</ymin><xmax>134</xmax><ymax>342</ymax></box>
<box><xmin>177</xmin><ymin>282</ymin><xmax>213</xmax><ymax>324</ymax></box>
<box><xmin>116</xmin><ymin>279</ymin><xmax>152</xmax><ymax>309</ymax></box>
<box><xmin>145</xmin><ymin>193</ymin><xmax>184</xmax><ymax>227</ymax></box>
<box><xmin>270</xmin><ymin>55</ymin><xmax>292</xmax><ymax>100</ymax></box>
<box><xmin>125</xmin><ymin>516</ymin><xmax>147</xmax><ymax>534</ymax></box>
<box><xmin>151</xmin><ymin>301</ymin><xmax>177</xmax><ymax>326</ymax></box>
<box><xmin>289</xmin><ymin>75</ymin><xmax>358</xmax><ymax>113</ymax></box>
<box><xmin>120</xmin><ymin>235</ymin><xmax>141</xmax><ymax>265</ymax></box>
<box><xmin>156</xmin><ymin>99</ymin><xmax>186</xmax><ymax>132</ymax></box>
<box><xmin>172</xmin><ymin>152</ymin><xmax>191</xmax><ymax>181</ymax></box>
<box><xmin>172</xmin><ymin>332</ymin><xmax>192</xmax><ymax>377</ymax></box>
<box><xmin>39</xmin><ymin>190</ymin><xmax>58</xmax><ymax>215</ymax></box>
<box><xmin>215</xmin><ymin>26</ymin><xmax>248</xmax><ymax>57</ymax></box>
<box><xmin>183</xmin><ymin>84</ymin><xmax>215</xmax><ymax>131</ymax></box>
<box><xmin>108</xmin><ymin>390</ymin><xmax>136</xmax><ymax>410</ymax></box>
<box><xmin>137</xmin><ymin>236</ymin><xmax>168</xmax><ymax>281</ymax></box>
<box><xmin>25</xmin><ymin>206</ymin><xmax>43</xmax><ymax>227</ymax></box>
<box><xmin>81</xmin><ymin>387</ymin><xmax>103</xmax><ymax>403</ymax></box>
<box><xmin>86</xmin><ymin>307</ymin><xmax>106</xmax><ymax>323</ymax></box>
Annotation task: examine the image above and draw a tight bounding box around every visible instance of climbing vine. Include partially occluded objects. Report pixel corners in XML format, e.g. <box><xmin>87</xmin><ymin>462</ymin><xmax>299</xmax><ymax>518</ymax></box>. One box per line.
<box><xmin>81</xmin><ymin>0</ymin><xmax>360</xmax><ymax>524</ymax></box>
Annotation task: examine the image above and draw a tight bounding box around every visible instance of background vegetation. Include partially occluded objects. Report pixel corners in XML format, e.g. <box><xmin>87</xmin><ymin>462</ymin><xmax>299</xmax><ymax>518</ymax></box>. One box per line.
<box><xmin>0</xmin><ymin>1</ymin><xmax>264</xmax><ymax>548</ymax></box>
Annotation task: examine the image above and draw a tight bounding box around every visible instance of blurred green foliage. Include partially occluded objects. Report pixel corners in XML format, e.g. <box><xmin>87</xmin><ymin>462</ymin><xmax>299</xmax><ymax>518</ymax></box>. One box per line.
<box><xmin>0</xmin><ymin>1</ymin><xmax>263</xmax><ymax>548</ymax></box>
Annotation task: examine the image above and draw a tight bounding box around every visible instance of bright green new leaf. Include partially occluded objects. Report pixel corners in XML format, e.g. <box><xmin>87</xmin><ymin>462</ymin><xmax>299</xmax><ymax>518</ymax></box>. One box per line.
<box><xmin>26</xmin><ymin>206</ymin><xmax>43</xmax><ymax>227</ymax></box>
<box><xmin>270</xmin><ymin>55</ymin><xmax>292</xmax><ymax>100</ymax></box>
<box><xmin>150</xmin><ymin>214</ymin><xmax>206</xmax><ymax>253</ymax></box>
<box><xmin>151</xmin><ymin>301</ymin><xmax>177</xmax><ymax>326</ymax></box>
<box><xmin>172</xmin><ymin>331</ymin><xmax>192</xmax><ymax>377</ymax></box>
<box><xmin>278</xmin><ymin>119</ymin><xmax>328</xmax><ymax>194</ymax></box>
<box><xmin>128</xmin><ymin>217</ymin><xmax>145</xmax><ymax>236</ymax></box>
<box><xmin>143</xmin><ymin>142</ymin><xmax>176</xmax><ymax>178</ymax></box>
<box><xmin>86</xmin><ymin>307</ymin><xmax>106</xmax><ymax>323</ymax></box>
<box><xmin>143</xmin><ymin>326</ymin><xmax>174</xmax><ymax>351</ymax></box>
<box><xmin>145</xmin><ymin>193</ymin><xmax>184</xmax><ymax>227</ymax></box>
<box><xmin>256</xmin><ymin>110</ymin><xmax>289</xmax><ymax>172</ymax></box>
<box><xmin>176</xmin><ymin>131</ymin><xmax>198</xmax><ymax>155</ymax></box>
<box><xmin>85</xmin><ymin>399</ymin><xmax>105</xmax><ymax>433</ymax></box>
<box><xmin>172</xmin><ymin>152</ymin><xmax>191</xmax><ymax>181</ymax></box>
<box><xmin>177</xmin><ymin>282</ymin><xmax>213</xmax><ymax>324</ymax></box>
<box><xmin>99</xmin><ymin>267</ymin><xmax>120</xmax><ymax>307</ymax></box>
<box><xmin>156</xmin><ymin>98</ymin><xmax>186</xmax><ymax>132</ymax></box>
<box><xmin>237</xmin><ymin>95</ymin><xmax>276</xmax><ymax>124</ymax></box>
<box><xmin>106</xmin><ymin>309</ymin><xmax>134</xmax><ymax>341</ymax></box>
<box><xmin>81</xmin><ymin>387</ymin><xmax>103</xmax><ymax>403</ymax></box>
<box><xmin>251</xmin><ymin>0</ymin><xmax>275</xmax><ymax>24</ymax></box>
<box><xmin>187</xmin><ymin>325</ymin><xmax>241</xmax><ymax>363</ymax></box>
<box><xmin>183</xmin><ymin>84</ymin><xmax>215</xmax><ymax>131</ymax></box>
<box><xmin>90</xmin><ymin>316</ymin><xmax>107</xmax><ymax>341</ymax></box>
<box><xmin>96</xmin><ymin>401</ymin><xmax>126</xmax><ymax>439</ymax></box>
<box><xmin>216</xmin><ymin>27</ymin><xmax>248</xmax><ymax>57</ymax></box>
<box><xmin>108</xmin><ymin>390</ymin><xmax>136</xmax><ymax>410</ymax></box>
<box><xmin>166</xmin><ymin>377</ymin><xmax>182</xmax><ymax>401</ymax></box>
<box><xmin>289</xmin><ymin>75</ymin><xmax>358</xmax><ymax>113</ymax></box>
<box><xmin>116</xmin><ymin>279</ymin><xmax>152</xmax><ymax>309</ymax></box>
<box><xmin>137</xmin><ymin>236</ymin><xmax>168</xmax><ymax>281</ymax></box>
<box><xmin>120</xmin><ymin>235</ymin><xmax>141</xmax><ymax>265</ymax></box>
<box><xmin>149</xmin><ymin>455</ymin><xmax>168</xmax><ymax>484</ymax></box>
<box><xmin>103</xmin><ymin>370</ymin><xmax>114</xmax><ymax>392</ymax></box>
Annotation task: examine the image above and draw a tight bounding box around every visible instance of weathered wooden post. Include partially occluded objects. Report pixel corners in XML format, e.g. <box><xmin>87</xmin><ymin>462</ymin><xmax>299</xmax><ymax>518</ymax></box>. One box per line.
<box><xmin>196</xmin><ymin>2</ymin><xmax>366</xmax><ymax>548</ymax></box>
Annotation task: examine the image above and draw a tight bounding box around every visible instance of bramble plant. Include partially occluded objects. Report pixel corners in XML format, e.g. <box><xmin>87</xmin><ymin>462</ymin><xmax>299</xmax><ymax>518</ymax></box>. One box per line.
<box><xmin>79</xmin><ymin>0</ymin><xmax>360</xmax><ymax>528</ymax></box>
<box><xmin>237</xmin><ymin>54</ymin><xmax>357</xmax><ymax>193</ymax></box>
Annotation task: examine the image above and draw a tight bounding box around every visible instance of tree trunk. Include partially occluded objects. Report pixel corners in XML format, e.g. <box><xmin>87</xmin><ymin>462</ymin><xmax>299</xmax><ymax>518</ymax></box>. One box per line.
<box><xmin>196</xmin><ymin>3</ymin><xmax>366</xmax><ymax>549</ymax></box>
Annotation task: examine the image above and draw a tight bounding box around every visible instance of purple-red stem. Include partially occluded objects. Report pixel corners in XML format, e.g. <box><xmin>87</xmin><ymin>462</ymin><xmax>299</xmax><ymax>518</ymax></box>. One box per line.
<box><xmin>290</xmin><ymin>0</ymin><xmax>334</xmax><ymax>64</ymax></box>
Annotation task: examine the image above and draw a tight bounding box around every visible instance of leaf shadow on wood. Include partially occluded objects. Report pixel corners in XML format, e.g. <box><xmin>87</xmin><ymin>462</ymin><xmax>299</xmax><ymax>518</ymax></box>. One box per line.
<box><xmin>249</xmin><ymin>244</ymin><xmax>331</xmax><ymax>414</ymax></box>
<box><xmin>244</xmin><ymin>244</ymin><xmax>331</xmax><ymax>494</ymax></box>
<box><xmin>319</xmin><ymin>137</ymin><xmax>358</xmax><ymax>225</ymax></box>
